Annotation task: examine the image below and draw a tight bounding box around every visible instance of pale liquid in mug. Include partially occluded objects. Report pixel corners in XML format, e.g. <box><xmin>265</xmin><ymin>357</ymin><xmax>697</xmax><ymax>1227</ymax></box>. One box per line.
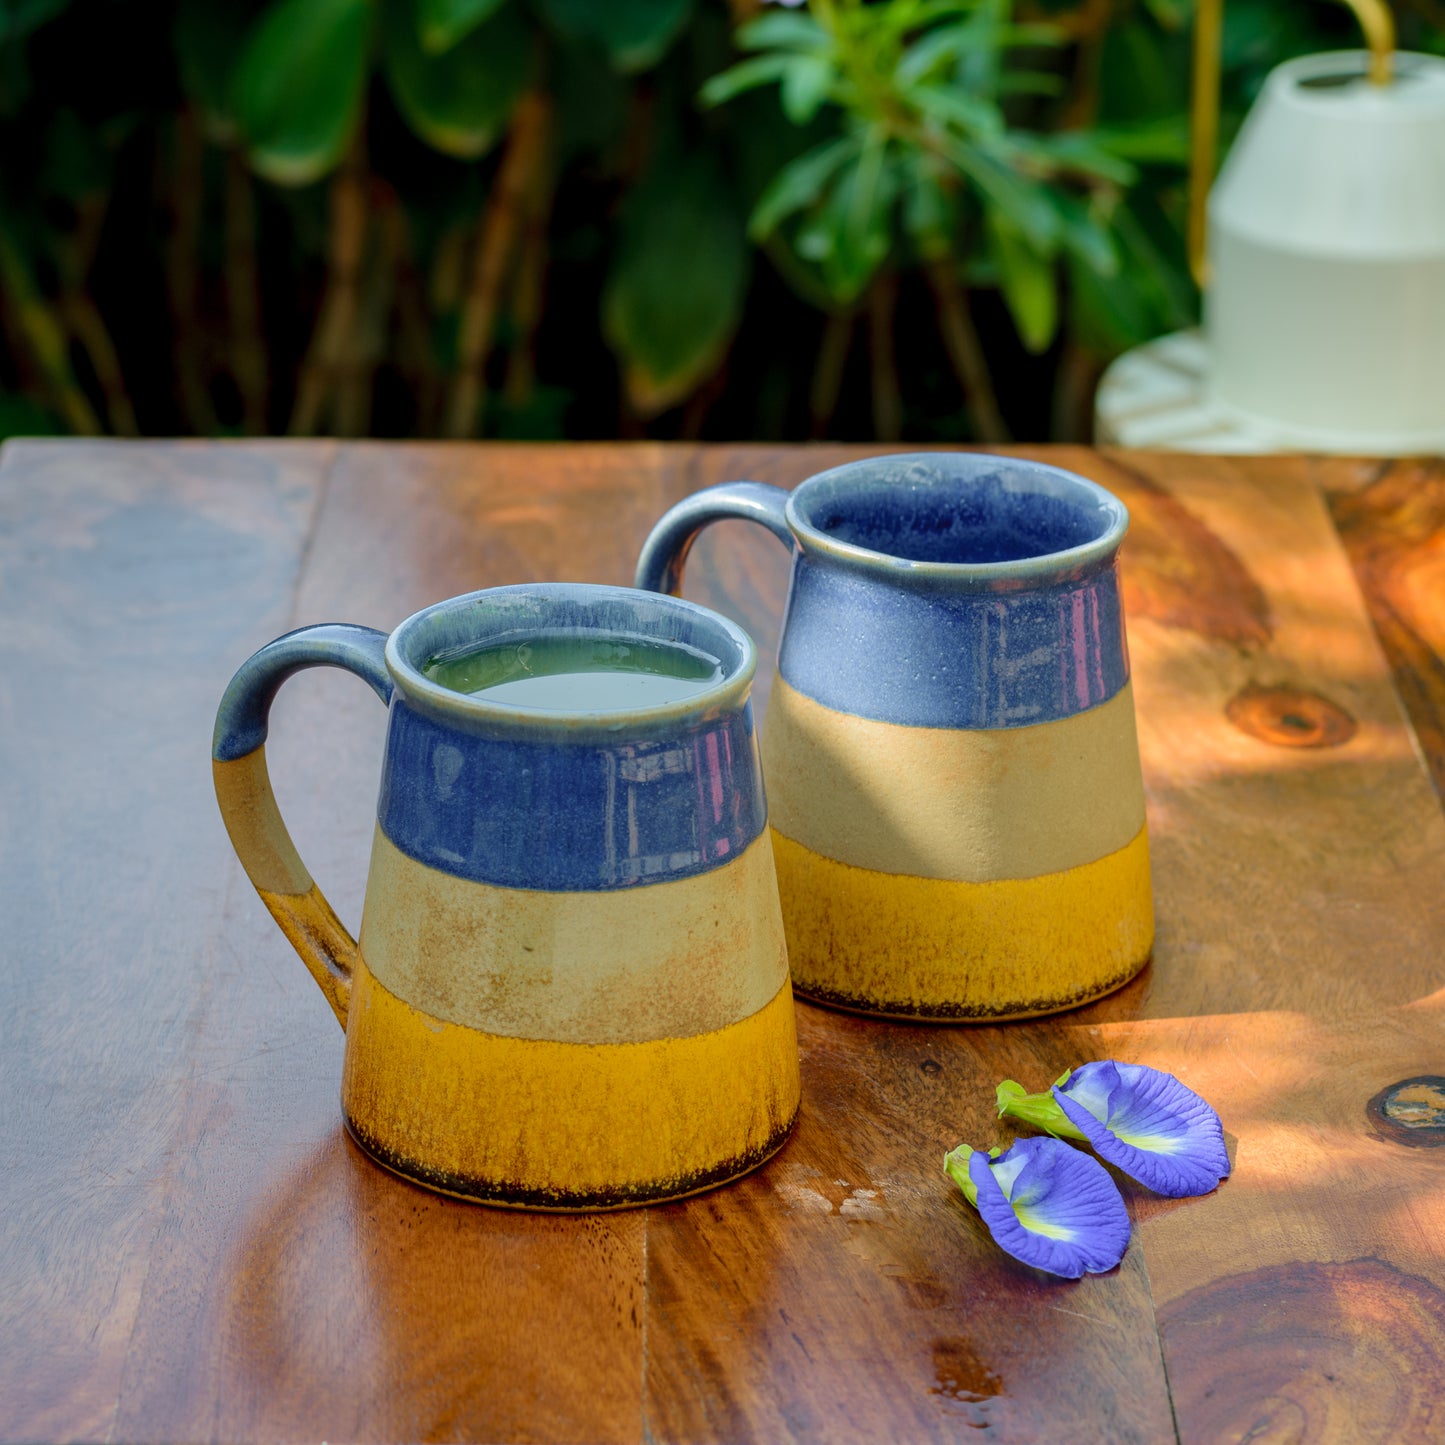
<box><xmin>422</xmin><ymin>634</ymin><xmax>724</xmax><ymax>710</ymax></box>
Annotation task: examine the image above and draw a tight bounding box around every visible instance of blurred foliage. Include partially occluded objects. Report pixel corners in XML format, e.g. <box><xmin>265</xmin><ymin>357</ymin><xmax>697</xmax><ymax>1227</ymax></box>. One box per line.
<box><xmin>0</xmin><ymin>0</ymin><xmax>1439</xmax><ymax>444</ymax></box>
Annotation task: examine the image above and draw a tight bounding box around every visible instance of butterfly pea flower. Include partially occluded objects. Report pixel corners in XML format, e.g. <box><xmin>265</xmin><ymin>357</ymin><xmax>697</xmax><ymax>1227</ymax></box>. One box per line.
<box><xmin>943</xmin><ymin>1136</ymin><xmax>1131</xmax><ymax>1279</ymax></box>
<box><xmin>997</xmin><ymin>1061</ymin><xmax>1230</xmax><ymax>1199</ymax></box>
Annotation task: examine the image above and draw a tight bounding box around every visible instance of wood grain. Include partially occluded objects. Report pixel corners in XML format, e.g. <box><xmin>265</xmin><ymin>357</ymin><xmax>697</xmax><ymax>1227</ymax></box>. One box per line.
<box><xmin>3</xmin><ymin>441</ymin><xmax>1445</xmax><ymax>1444</ymax></box>
<box><xmin>1324</xmin><ymin>456</ymin><xmax>1445</xmax><ymax>811</ymax></box>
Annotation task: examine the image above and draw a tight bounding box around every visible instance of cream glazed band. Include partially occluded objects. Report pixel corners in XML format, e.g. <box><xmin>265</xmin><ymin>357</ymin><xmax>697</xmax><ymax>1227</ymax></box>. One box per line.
<box><xmin>358</xmin><ymin>825</ymin><xmax>790</xmax><ymax>1045</ymax></box>
<box><xmin>761</xmin><ymin>678</ymin><xmax>1154</xmax><ymax>1020</ymax></box>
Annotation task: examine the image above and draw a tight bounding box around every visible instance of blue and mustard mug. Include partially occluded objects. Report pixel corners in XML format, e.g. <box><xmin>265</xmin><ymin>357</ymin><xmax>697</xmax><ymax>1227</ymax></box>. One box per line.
<box><xmin>212</xmin><ymin>584</ymin><xmax>799</xmax><ymax>1208</ymax></box>
<box><xmin>636</xmin><ymin>453</ymin><xmax>1153</xmax><ymax>1021</ymax></box>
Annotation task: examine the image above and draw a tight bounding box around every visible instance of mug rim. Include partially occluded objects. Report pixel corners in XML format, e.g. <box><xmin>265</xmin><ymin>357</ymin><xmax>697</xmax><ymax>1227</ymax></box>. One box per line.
<box><xmin>782</xmin><ymin>451</ymin><xmax>1130</xmax><ymax>587</ymax></box>
<box><xmin>384</xmin><ymin>582</ymin><xmax>757</xmax><ymax>734</ymax></box>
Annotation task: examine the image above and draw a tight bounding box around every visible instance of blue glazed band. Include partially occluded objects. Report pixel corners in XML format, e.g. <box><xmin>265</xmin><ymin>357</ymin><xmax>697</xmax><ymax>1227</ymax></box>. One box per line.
<box><xmin>779</xmin><ymin>554</ymin><xmax>1128</xmax><ymax>728</ymax></box>
<box><xmin>377</xmin><ymin>697</ymin><xmax>765</xmax><ymax>890</ymax></box>
<box><xmin>377</xmin><ymin>583</ymin><xmax>767</xmax><ymax>890</ymax></box>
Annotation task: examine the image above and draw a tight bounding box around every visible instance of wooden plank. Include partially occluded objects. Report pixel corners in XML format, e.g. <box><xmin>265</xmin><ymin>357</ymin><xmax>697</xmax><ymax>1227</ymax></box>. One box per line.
<box><xmin>229</xmin><ymin>443</ymin><xmax>1173</xmax><ymax>1441</ymax></box>
<box><xmin>108</xmin><ymin>444</ymin><xmax>651</xmax><ymax>1443</ymax></box>
<box><xmin>628</xmin><ymin>445</ymin><xmax>1445</xmax><ymax>1440</ymax></box>
<box><xmin>5</xmin><ymin>441</ymin><xmax>1443</xmax><ymax>1443</ymax></box>
<box><xmin>1323</xmin><ymin>456</ymin><xmax>1445</xmax><ymax>812</ymax></box>
<box><xmin>0</xmin><ymin>440</ymin><xmax>333</xmax><ymax>1443</ymax></box>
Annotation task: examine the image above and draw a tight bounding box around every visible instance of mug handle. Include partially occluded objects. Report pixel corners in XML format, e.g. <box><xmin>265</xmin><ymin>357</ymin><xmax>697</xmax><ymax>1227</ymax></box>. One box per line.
<box><xmin>211</xmin><ymin>624</ymin><xmax>393</xmax><ymax>1030</ymax></box>
<box><xmin>634</xmin><ymin>481</ymin><xmax>794</xmax><ymax>595</ymax></box>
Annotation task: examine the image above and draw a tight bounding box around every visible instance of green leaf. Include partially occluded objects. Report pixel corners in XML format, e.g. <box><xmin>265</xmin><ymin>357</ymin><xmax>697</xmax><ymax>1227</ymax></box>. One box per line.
<box><xmin>987</xmin><ymin>213</ymin><xmax>1057</xmax><ymax>353</ymax></box>
<box><xmin>749</xmin><ymin>133</ymin><xmax>860</xmax><ymax>240</ymax></box>
<box><xmin>699</xmin><ymin>52</ymin><xmax>791</xmax><ymax>109</ymax></box>
<box><xmin>780</xmin><ymin>54</ymin><xmax>834</xmax><ymax>125</ymax></box>
<box><xmin>796</xmin><ymin>135</ymin><xmax>897</xmax><ymax>305</ymax></box>
<box><xmin>911</xmin><ymin>83</ymin><xmax>1003</xmax><ymax>138</ymax></box>
<box><xmin>945</xmin><ymin>139</ymin><xmax>1059</xmax><ymax>253</ymax></box>
<box><xmin>893</xmin><ymin>20</ymin><xmax>969</xmax><ymax>86</ymax></box>
<box><xmin>1009</xmin><ymin>130</ymin><xmax>1137</xmax><ymax>186</ymax></box>
<box><xmin>233</xmin><ymin>0</ymin><xmax>372</xmax><ymax>186</ymax></box>
<box><xmin>383</xmin><ymin>0</ymin><xmax>530</xmax><ymax>159</ymax></box>
<box><xmin>536</xmin><ymin>0</ymin><xmax>692</xmax><ymax>73</ymax></box>
<box><xmin>1141</xmin><ymin>0</ymin><xmax>1190</xmax><ymax>29</ymax></box>
<box><xmin>419</xmin><ymin>0</ymin><xmax>505</xmax><ymax>53</ymax></box>
<box><xmin>996</xmin><ymin>70</ymin><xmax>1065</xmax><ymax>97</ymax></box>
<box><xmin>735</xmin><ymin>11</ymin><xmax>827</xmax><ymax>54</ymax></box>
<box><xmin>174</xmin><ymin>0</ymin><xmax>251</xmax><ymax>140</ymax></box>
<box><xmin>1091</xmin><ymin>116</ymin><xmax>1191</xmax><ymax>165</ymax></box>
<box><xmin>602</xmin><ymin>155</ymin><xmax>749</xmax><ymax>416</ymax></box>
<box><xmin>1050</xmin><ymin>192</ymin><xmax>1118</xmax><ymax>276</ymax></box>
<box><xmin>901</xmin><ymin>159</ymin><xmax>955</xmax><ymax>259</ymax></box>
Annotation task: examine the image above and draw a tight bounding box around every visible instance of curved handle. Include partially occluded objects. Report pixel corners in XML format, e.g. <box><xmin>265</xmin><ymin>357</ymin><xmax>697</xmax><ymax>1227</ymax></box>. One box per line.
<box><xmin>212</xmin><ymin>624</ymin><xmax>393</xmax><ymax>1030</ymax></box>
<box><xmin>634</xmin><ymin>481</ymin><xmax>794</xmax><ymax>596</ymax></box>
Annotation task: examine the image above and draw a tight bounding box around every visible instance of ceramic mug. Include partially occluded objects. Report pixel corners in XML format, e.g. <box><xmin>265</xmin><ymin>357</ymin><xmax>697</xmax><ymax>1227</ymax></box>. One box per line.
<box><xmin>636</xmin><ymin>453</ymin><xmax>1154</xmax><ymax>1021</ymax></box>
<box><xmin>212</xmin><ymin>584</ymin><xmax>799</xmax><ymax>1208</ymax></box>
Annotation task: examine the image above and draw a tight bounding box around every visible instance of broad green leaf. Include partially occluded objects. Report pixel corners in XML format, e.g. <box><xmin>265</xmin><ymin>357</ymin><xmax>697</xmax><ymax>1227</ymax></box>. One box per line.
<box><xmin>735</xmin><ymin>11</ymin><xmax>827</xmax><ymax>54</ymax></box>
<box><xmin>233</xmin><ymin>0</ymin><xmax>372</xmax><ymax>186</ymax></box>
<box><xmin>699</xmin><ymin>53</ymin><xmax>791</xmax><ymax>109</ymax></box>
<box><xmin>987</xmin><ymin>213</ymin><xmax>1056</xmax><ymax>352</ymax></box>
<box><xmin>749</xmin><ymin>133</ymin><xmax>860</xmax><ymax>240</ymax></box>
<box><xmin>174</xmin><ymin>0</ymin><xmax>250</xmax><ymax>139</ymax></box>
<box><xmin>780</xmin><ymin>54</ymin><xmax>834</xmax><ymax>125</ymax></box>
<box><xmin>419</xmin><ymin>0</ymin><xmax>505</xmax><ymax>53</ymax></box>
<box><xmin>537</xmin><ymin>0</ymin><xmax>692</xmax><ymax>73</ymax></box>
<box><xmin>384</xmin><ymin>0</ymin><xmax>530</xmax><ymax>159</ymax></box>
<box><xmin>602</xmin><ymin>155</ymin><xmax>749</xmax><ymax>416</ymax></box>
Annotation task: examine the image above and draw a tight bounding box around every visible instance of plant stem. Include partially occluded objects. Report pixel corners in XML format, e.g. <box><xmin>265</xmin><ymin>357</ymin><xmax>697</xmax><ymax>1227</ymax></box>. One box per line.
<box><xmin>0</xmin><ymin>224</ymin><xmax>102</xmax><ymax>434</ymax></box>
<box><xmin>162</xmin><ymin>109</ymin><xmax>218</xmax><ymax>434</ymax></box>
<box><xmin>225</xmin><ymin>150</ymin><xmax>269</xmax><ymax>433</ymax></box>
<box><xmin>503</xmin><ymin>135</ymin><xmax>556</xmax><ymax>411</ymax></box>
<box><xmin>867</xmin><ymin>270</ymin><xmax>901</xmax><ymax>441</ymax></box>
<box><xmin>59</xmin><ymin>198</ymin><xmax>139</xmax><ymax>436</ymax></box>
<box><xmin>809</xmin><ymin>308</ymin><xmax>854</xmax><ymax>439</ymax></box>
<box><xmin>444</xmin><ymin>87</ymin><xmax>551</xmax><ymax>440</ymax></box>
<box><xmin>925</xmin><ymin>257</ymin><xmax>1010</xmax><ymax>444</ymax></box>
<box><xmin>288</xmin><ymin>138</ymin><xmax>368</xmax><ymax>436</ymax></box>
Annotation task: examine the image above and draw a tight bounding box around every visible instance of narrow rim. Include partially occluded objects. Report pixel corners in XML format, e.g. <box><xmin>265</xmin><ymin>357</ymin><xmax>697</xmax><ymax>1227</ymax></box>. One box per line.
<box><xmin>782</xmin><ymin>452</ymin><xmax>1129</xmax><ymax>589</ymax></box>
<box><xmin>383</xmin><ymin>582</ymin><xmax>757</xmax><ymax>735</ymax></box>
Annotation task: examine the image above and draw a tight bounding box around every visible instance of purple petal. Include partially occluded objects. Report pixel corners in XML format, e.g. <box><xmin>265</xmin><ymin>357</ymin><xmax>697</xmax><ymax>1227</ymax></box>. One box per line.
<box><xmin>1055</xmin><ymin>1061</ymin><xmax>1230</xmax><ymax>1198</ymax></box>
<box><xmin>967</xmin><ymin>1137</ymin><xmax>1130</xmax><ymax>1279</ymax></box>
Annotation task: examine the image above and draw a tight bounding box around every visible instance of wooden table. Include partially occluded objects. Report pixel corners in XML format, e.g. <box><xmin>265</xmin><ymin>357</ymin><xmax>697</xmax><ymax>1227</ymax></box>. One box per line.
<box><xmin>2</xmin><ymin>442</ymin><xmax>1444</xmax><ymax>1444</ymax></box>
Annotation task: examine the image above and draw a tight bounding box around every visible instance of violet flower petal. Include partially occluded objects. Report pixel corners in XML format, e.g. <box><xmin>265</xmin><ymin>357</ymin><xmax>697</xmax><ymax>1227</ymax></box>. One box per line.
<box><xmin>964</xmin><ymin>1136</ymin><xmax>1131</xmax><ymax>1279</ymax></box>
<box><xmin>1054</xmin><ymin>1060</ymin><xmax>1230</xmax><ymax>1199</ymax></box>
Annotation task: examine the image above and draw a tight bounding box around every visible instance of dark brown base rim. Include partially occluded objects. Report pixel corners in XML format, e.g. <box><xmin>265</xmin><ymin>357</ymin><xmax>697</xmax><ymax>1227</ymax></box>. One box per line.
<box><xmin>342</xmin><ymin>1107</ymin><xmax>798</xmax><ymax>1211</ymax></box>
<box><xmin>792</xmin><ymin>957</ymin><xmax>1149</xmax><ymax>1023</ymax></box>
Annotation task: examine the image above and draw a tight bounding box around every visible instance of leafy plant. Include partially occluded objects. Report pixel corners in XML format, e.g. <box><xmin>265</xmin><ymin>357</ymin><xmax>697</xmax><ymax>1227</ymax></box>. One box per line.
<box><xmin>0</xmin><ymin>0</ymin><xmax>1435</xmax><ymax>445</ymax></box>
<box><xmin>702</xmin><ymin>0</ymin><xmax>1146</xmax><ymax>437</ymax></box>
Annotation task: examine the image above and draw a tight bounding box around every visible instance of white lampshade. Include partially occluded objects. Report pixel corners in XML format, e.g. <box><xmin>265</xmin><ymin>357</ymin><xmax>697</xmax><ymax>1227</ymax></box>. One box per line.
<box><xmin>1206</xmin><ymin>50</ymin><xmax>1445</xmax><ymax>452</ymax></box>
